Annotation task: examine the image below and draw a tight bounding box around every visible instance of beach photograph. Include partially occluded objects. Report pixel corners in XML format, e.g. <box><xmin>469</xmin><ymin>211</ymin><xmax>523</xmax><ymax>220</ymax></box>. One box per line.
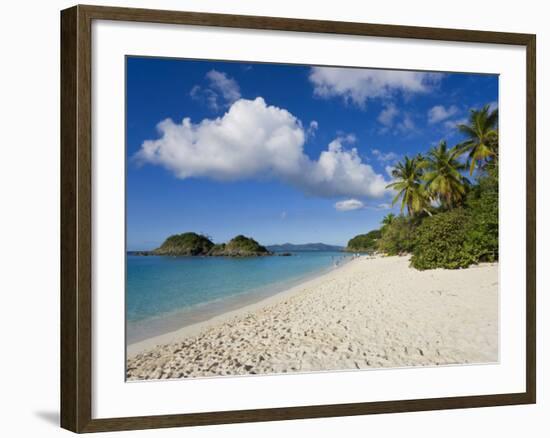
<box><xmin>125</xmin><ymin>58</ymin><xmax>499</xmax><ymax>381</ymax></box>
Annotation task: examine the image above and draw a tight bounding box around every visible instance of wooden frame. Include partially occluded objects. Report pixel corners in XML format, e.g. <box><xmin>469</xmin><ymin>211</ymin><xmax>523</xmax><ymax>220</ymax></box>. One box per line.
<box><xmin>60</xmin><ymin>4</ymin><xmax>536</xmax><ymax>433</ymax></box>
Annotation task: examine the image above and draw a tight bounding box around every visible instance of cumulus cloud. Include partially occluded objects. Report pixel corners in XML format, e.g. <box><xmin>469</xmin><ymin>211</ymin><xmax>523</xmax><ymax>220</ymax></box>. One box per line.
<box><xmin>377</xmin><ymin>103</ymin><xmax>399</xmax><ymax>127</ymax></box>
<box><xmin>206</xmin><ymin>70</ymin><xmax>241</xmax><ymax>103</ymax></box>
<box><xmin>135</xmin><ymin>97</ymin><xmax>390</xmax><ymax>199</ymax></box>
<box><xmin>190</xmin><ymin>70</ymin><xmax>241</xmax><ymax>111</ymax></box>
<box><xmin>428</xmin><ymin>104</ymin><xmax>458</xmax><ymax>124</ymax></box>
<box><xmin>299</xmin><ymin>135</ymin><xmax>389</xmax><ymax>198</ymax></box>
<box><xmin>443</xmin><ymin>117</ymin><xmax>467</xmax><ymax>130</ymax></box>
<box><xmin>190</xmin><ymin>85</ymin><xmax>219</xmax><ymax>111</ymax></box>
<box><xmin>397</xmin><ymin>114</ymin><xmax>416</xmax><ymax>133</ymax></box>
<box><xmin>309</xmin><ymin>67</ymin><xmax>442</xmax><ymax>107</ymax></box>
<box><xmin>334</xmin><ymin>199</ymin><xmax>365</xmax><ymax>211</ymax></box>
<box><xmin>372</xmin><ymin>149</ymin><xmax>399</xmax><ymax>163</ymax></box>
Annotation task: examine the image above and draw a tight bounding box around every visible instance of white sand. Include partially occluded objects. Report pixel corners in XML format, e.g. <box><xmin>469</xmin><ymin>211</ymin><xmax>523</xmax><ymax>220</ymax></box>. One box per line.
<box><xmin>126</xmin><ymin>255</ymin><xmax>498</xmax><ymax>380</ymax></box>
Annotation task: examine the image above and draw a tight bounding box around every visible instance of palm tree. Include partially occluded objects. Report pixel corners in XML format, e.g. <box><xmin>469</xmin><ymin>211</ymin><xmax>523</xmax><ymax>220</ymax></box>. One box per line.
<box><xmin>386</xmin><ymin>155</ymin><xmax>430</xmax><ymax>216</ymax></box>
<box><xmin>423</xmin><ymin>141</ymin><xmax>469</xmax><ymax>209</ymax></box>
<box><xmin>457</xmin><ymin>104</ymin><xmax>498</xmax><ymax>175</ymax></box>
<box><xmin>381</xmin><ymin>213</ymin><xmax>396</xmax><ymax>227</ymax></box>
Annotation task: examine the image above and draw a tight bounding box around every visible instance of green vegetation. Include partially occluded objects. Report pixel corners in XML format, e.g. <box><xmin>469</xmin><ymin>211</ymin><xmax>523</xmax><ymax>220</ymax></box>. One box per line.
<box><xmin>386</xmin><ymin>155</ymin><xmax>430</xmax><ymax>216</ymax></box>
<box><xmin>381</xmin><ymin>213</ymin><xmax>396</xmax><ymax>227</ymax></box>
<box><xmin>378</xmin><ymin>215</ymin><xmax>418</xmax><ymax>256</ymax></box>
<box><xmin>346</xmin><ymin>230</ymin><xmax>381</xmax><ymax>252</ymax></box>
<box><xmin>423</xmin><ymin>141</ymin><xmax>469</xmax><ymax>209</ymax></box>
<box><xmin>457</xmin><ymin>104</ymin><xmax>499</xmax><ymax>175</ymax></box>
<box><xmin>348</xmin><ymin>104</ymin><xmax>499</xmax><ymax>270</ymax></box>
<box><xmin>410</xmin><ymin>165</ymin><xmax>498</xmax><ymax>269</ymax></box>
<box><xmin>153</xmin><ymin>232</ymin><xmax>214</xmax><ymax>256</ymax></box>
<box><xmin>411</xmin><ymin>209</ymin><xmax>478</xmax><ymax>269</ymax></box>
<box><xmin>209</xmin><ymin>235</ymin><xmax>271</xmax><ymax>257</ymax></box>
<box><xmin>153</xmin><ymin>233</ymin><xmax>271</xmax><ymax>257</ymax></box>
<box><xmin>463</xmin><ymin>164</ymin><xmax>499</xmax><ymax>263</ymax></box>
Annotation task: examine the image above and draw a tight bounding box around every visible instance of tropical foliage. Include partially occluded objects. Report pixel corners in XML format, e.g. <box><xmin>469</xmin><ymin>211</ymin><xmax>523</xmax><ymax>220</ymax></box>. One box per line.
<box><xmin>381</xmin><ymin>213</ymin><xmax>396</xmax><ymax>228</ymax></box>
<box><xmin>377</xmin><ymin>215</ymin><xmax>418</xmax><ymax>256</ymax></box>
<box><xmin>346</xmin><ymin>230</ymin><xmax>382</xmax><ymax>252</ymax></box>
<box><xmin>209</xmin><ymin>235</ymin><xmax>270</xmax><ymax>256</ymax></box>
<box><xmin>348</xmin><ymin>104</ymin><xmax>499</xmax><ymax>269</ymax></box>
<box><xmin>422</xmin><ymin>141</ymin><xmax>469</xmax><ymax>209</ymax></box>
<box><xmin>386</xmin><ymin>155</ymin><xmax>430</xmax><ymax>216</ymax></box>
<box><xmin>457</xmin><ymin>104</ymin><xmax>499</xmax><ymax>175</ymax></box>
<box><xmin>410</xmin><ymin>209</ymin><xmax>479</xmax><ymax>269</ymax></box>
<box><xmin>153</xmin><ymin>233</ymin><xmax>271</xmax><ymax>257</ymax></box>
<box><xmin>463</xmin><ymin>165</ymin><xmax>499</xmax><ymax>262</ymax></box>
<box><xmin>154</xmin><ymin>232</ymin><xmax>214</xmax><ymax>256</ymax></box>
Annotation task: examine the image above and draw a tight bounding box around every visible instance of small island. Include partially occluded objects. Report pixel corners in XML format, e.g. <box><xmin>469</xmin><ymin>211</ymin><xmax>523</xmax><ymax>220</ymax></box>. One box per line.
<box><xmin>153</xmin><ymin>232</ymin><xmax>214</xmax><ymax>256</ymax></box>
<box><xmin>135</xmin><ymin>232</ymin><xmax>272</xmax><ymax>257</ymax></box>
<box><xmin>207</xmin><ymin>235</ymin><xmax>271</xmax><ymax>257</ymax></box>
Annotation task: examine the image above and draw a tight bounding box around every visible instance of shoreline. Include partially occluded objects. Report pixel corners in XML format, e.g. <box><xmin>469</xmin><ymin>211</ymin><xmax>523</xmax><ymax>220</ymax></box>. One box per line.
<box><xmin>127</xmin><ymin>254</ymin><xmax>360</xmax><ymax>356</ymax></box>
<box><xmin>127</xmin><ymin>255</ymin><xmax>498</xmax><ymax>380</ymax></box>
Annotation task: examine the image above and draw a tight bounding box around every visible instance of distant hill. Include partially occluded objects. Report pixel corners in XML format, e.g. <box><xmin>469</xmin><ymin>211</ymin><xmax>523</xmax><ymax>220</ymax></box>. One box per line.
<box><xmin>345</xmin><ymin>230</ymin><xmax>381</xmax><ymax>253</ymax></box>
<box><xmin>136</xmin><ymin>232</ymin><xmax>272</xmax><ymax>257</ymax></box>
<box><xmin>208</xmin><ymin>235</ymin><xmax>271</xmax><ymax>257</ymax></box>
<box><xmin>153</xmin><ymin>232</ymin><xmax>214</xmax><ymax>256</ymax></box>
<box><xmin>267</xmin><ymin>243</ymin><xmax>344</xmax><ymax>252</ymax></box>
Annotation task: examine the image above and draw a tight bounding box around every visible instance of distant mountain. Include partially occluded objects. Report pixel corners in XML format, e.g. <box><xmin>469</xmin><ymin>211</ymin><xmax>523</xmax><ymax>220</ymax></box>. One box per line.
<box><xmin>266</xmin><ymin>243</ymin><xmax>344</xmax><ymax>252</ymax></box>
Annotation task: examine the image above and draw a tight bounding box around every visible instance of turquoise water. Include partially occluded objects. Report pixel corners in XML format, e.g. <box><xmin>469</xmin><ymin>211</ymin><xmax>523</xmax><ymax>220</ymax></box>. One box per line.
<box><xmin>126</xmin><ymin>251</ymin><xmax>349</xmax><ymax>343</ymax></box>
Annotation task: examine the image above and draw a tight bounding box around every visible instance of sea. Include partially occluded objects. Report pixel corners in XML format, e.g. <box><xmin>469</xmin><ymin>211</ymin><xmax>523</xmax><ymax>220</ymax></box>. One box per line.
<box><xmin>126</xmin><ymin>251</ymin><xmax>350</xmax><ymax>344</ymax></box>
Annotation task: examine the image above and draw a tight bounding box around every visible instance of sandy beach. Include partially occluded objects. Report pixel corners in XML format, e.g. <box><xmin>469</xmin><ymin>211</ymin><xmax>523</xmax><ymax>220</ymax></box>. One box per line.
<box><xmin>126</xmin><ymin>255</ymin><xmax>498</xmax><ymax>380</ymax></box>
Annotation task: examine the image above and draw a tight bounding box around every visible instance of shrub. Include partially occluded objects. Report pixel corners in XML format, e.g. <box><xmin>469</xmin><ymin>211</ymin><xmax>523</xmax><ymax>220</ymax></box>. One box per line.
<box><xmin>464</xmin><ymin>174</ymin><xmax>499</xmax><ymax>262</ymax></box>
<box><xmin>377</xmin><ymin>215</ymin><xmax>417</xmax><ymax>255</ymax></box>
<box><xmin>411</xmin><ymin>209</ymin><xmax>478</xmax><ymax>269</ymax></box>
<box><xmin>346</xmin><ymin>229</ymin><xmax>381</xmax><ymax>252</ymax></box>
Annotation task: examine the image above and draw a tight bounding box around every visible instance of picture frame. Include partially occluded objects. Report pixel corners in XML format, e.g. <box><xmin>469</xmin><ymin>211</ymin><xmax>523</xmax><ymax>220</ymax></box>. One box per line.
<box><xmin>60</xmin><ymin>4</ymin><xmax>536</xmax><ymax>433</ymax></box>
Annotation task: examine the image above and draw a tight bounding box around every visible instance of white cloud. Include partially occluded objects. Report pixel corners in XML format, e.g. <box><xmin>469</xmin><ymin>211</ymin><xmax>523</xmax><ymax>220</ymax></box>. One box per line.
<box><xmin>443</xmin><ymin>117</ymin><xmax>467</xmax><ymax>130</ymax></box>
<box><xmin>302</xmin><ymin>136</ymin><xmax>388</xmax><ymax>198</ymax></box>
<box><xmin>190</xmin><ymin>85</ymin><xmax>219</xmax><ymax>111</ymax></box>
<box><xmin>377</xmin><ymin>103</ymin><xmax>399</xmax><ymax>127</ymax></box>
<box><xmin>385</xmin><ymin>165</ymin><xmax>395</xmax><ymax>178</ymax></box>
<box><xmin>206</xmin><ymin>70</ymin><xmax>241</xmax><ymax>104</ymax></box>
<box><xmin>190</xmin><ymin>70</ymin><xmax>241</xmax><ymax>111</ymax></box>
<box><xmin>334</xmin><ymin>199</ymin><xmax>365</xmax><ymax>211</ymax></box>
<box><xmin>397</xmin><ymin>114</ymin><xmax>416</xmax><ymax>133</ymax></box>
<box><xmin>136</xmin><ymin>97</ymin><xmax>390</xmax><ymax>199</ymax></box>
<box><xmin>377</xmin><ymin>106</ymin><xmax>416</xmax><ymax>135</ymax></box>
<box><xmin>307</xmin><ymin>120</ymin><xmax>319</xmax><ymax>137</ymax></box>
<box><xmin>309</xmin><ymin>67</ymin><xmax>442</xmax><ymax>107</ymax></box>
<box><xmin>376</xmin><ymin>203</ymin><xmax>392</xmax><ymax>210</ymax></box>
<box><xmin>343</xmin><ymin>133</ymin><xmax>356</xmax><ymax>143</ymax></box>
<box><xmin>372</xmin><ymin>149</ymin><xmax>398</xmax><ymax>163</ymax></box>
<box><xmin>428</xmin><ymin>104</ymin><xmax>459</xmax><ymax>124</ymax></box>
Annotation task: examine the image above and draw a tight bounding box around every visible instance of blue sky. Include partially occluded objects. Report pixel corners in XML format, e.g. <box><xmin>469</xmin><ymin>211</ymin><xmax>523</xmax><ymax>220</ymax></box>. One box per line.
<box><xmin>126</xmin><ymin>57</ymin><xmax>498</xmax><ymax>250</ymax></box>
